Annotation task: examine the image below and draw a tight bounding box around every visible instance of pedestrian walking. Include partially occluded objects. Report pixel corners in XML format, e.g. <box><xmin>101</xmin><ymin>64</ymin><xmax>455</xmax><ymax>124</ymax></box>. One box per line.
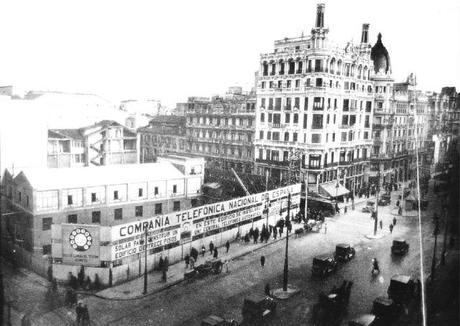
<box><xmin>398</xmin><ymin>206</ymin><xmax>402</xmax><ymax>216</ymax></box>
<box><xmin>225</xmin><ymin>260</ymin><xmax>229</xmax><ymax>273</ymax></box>
<box><xmin>184</xmin><ymin>254</ymin><xmax>190</xmax><ymax>269</ymax></box>
<box><xmin>76</xmin><ymin>302</ymin><xmax>83</xmax><ymax>324</ymax></box>
<box><xmin>393</xmin><ymin>217</ymin><xmax>397</xmax><ymax>225</ymax></box>
<box><xmin>209</xmin><ymin>241</ymin><xmax>214</xmax><ymax>254</ymax></box>
<box><xmin>273</xmin><ymin>227</ymin><xmax>277</xmax><ymax>239</ymax></box>
<box><xmin>265</xmin><ymin>283</ymin><xmax>271</xmax><ymax>296</ymax></box>
<box><xmin>82</xmin><ymin>304</ymin><xmax>90</xmax><ymax>326</ymax></box>
<box><xmin>201</xmin><ymin>245</ymin><xmax>206</xmax><ymax>257</ymax></box>
<box><xmin>213</xmin><ymin>247</ymin><xmax>218</xmax><ymax>259</ymax></box>
<box><xmin>379</xmin><ymin>220</ymin><xmax>383</xmax><ymax>230</ymax></box>
<box><xmin>389</xmin><ymin>224</ymin><xmax>393</xmax><ymax>234</ymax></box>
<box><xmin>260</xmin><ymin>255</ymin><xmax>265</xmax><ymax>267</ymax></box>
<box><xmin>190</xmin><ymin>256</ymin><xmax>195</xmax><ymax>269</ymax></box>
<box><xmin>254</xmin><ymin>227</ymin><xmax>260</xmax><ymax>244</ymax></box>
<box><xmin>324</xmin><ymin>222</ymin><xmax>328</xmax><ymax>234</ymax></box>
<box><xmin>225</xmin><ymin>240</ymin><xmax>230</xmax><ymax>253</ymax></box>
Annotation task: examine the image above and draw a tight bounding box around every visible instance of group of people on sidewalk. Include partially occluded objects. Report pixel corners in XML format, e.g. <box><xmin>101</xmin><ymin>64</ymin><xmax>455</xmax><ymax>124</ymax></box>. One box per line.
<box><xmin>184</xmin><ymin>240</ymin><xmax>233</xmax><ymax>270</ymax></box>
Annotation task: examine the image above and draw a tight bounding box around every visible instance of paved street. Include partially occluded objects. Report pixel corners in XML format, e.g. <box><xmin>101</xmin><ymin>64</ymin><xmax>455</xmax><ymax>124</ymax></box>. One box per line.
<box><xmin>2</xmin><ymin>182</ymin><xmax>451</xmax><ymax>326</ymax></box>
<box><xmin>29</xmin><ymin>184</ymin><xmax>444</xmax><ymax>326</ymax></box>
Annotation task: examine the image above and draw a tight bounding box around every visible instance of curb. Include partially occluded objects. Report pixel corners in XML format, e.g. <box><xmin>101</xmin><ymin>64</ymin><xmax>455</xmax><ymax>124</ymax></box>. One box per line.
<box><xmin>78</xmin><ymin>231</ymin><xmax>293</xmax><ymax>301</ymax></box>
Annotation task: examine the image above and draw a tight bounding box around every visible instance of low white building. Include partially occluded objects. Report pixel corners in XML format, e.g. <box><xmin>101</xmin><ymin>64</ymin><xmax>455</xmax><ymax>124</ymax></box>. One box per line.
<box><xmin>1</xmin><ymin>159</ymin><xmax>204</xmax><ymax>277</ymax></box>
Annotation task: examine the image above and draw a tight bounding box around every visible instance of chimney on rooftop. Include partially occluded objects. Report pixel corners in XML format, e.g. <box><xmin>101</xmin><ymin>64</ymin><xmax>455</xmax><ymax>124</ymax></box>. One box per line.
<box><xmin>315</xmin><ymin>3</ymin><xmax>325</xmax><ymax>28</ymax></box>
<box><xmin>361</xmin><ymin>24</ymin><xmax>370</xmax><ymax>43</ymax></box>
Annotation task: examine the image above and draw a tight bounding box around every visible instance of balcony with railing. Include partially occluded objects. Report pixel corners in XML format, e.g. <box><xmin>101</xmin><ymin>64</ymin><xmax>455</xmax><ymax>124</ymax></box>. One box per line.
<box><xmin>255</xmin><ymin>158</ymin><xmax>290</xmax><ymax>166</ymax></box>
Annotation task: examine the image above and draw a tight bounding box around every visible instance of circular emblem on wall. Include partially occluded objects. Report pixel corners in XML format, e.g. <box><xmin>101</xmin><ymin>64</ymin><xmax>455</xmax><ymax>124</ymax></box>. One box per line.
<box><xmin>69</xmin><ymin>228</ymin><xmax>92</xmax><ymax>251</ymax></box>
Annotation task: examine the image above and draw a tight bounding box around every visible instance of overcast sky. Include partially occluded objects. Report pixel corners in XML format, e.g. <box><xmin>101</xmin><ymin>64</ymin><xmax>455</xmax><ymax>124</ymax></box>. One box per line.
<box><xmin>1</xmin><ymin>0</ymin><xmax>459</xmax><ymax>107</ymax></box>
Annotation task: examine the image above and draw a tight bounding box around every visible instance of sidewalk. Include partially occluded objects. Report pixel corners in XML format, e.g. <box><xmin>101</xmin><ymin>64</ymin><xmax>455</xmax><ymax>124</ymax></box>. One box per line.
<box><xmin>91</xmin><ymin>230</ymin><xmax>292</xmax><ymax>300</ymax></box>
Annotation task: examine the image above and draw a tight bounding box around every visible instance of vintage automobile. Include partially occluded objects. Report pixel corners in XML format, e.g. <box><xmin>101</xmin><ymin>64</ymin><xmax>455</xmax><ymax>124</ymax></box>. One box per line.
<box><xmin>391</xmin><ymin>239</ymin><xmax>409</xmax><ymax>255</ymax></box>
<box><xmin>312</xmin><ymin>254</ymin><xmax>338</xmax><ymax>277</ymax></box>
<box><xmin>241</xmin><ymin>294</ymin><xmax>276</xmax><ymax>324</ymax></box>
<box><xmin>312</xmin><ymin>280</ymin><xmax>353</xmax><ymax>325</ymax></box>
<box><xmin>378</xmin><ymin>194</ymin><xmax>391</xmax><ymax>206</ymax></box>
<box><xmin>185</xmin><ymin>259</ymin><xmax>223</xmax><ymax>280</ymax></box>
<box><xmin>348</xmin><ymin>314</ymin><xmax>378</xmax><ymax>326</ymax></box>
<box><xmin>335</xmin><ymin>243</ymin><xmax>356</xmax><ymax>262</ymax></box>
<box><xmin>387</xmin><ymin>274</ymin><xmax>416</xmax><ymax>305</ymax></box>
<box><xmin>371</xmin><ymin>296</ymin><xmax>401</xmax><ymax>324</ymax></box>
<box><xmin>362</xmin><ymin>201</ymin><xmax>375</xmax><ymax>213</ymax></box>
<box><xmin>202</xmin><ymin>315</ymin><xmax>238</xmax><ymax>326</ymax></box>
<box><xmin>304</xmin><ymin>219</ymin><xmax>322</xmax><ymax>232</ymax></box>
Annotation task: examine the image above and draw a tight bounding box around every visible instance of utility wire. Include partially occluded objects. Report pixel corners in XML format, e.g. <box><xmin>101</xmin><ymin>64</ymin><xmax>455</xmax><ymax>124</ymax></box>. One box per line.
<box><xmin>413</xmin><ymin>91</ymin><xmax>428</xmax><ymax>326</ymax></box>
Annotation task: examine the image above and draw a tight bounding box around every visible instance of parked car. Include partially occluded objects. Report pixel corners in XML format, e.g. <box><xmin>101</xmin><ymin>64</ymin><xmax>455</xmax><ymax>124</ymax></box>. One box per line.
<box><xmin>391</xmin><ymin>239</ymin><xmax>409</xmax><ymax>255</ymax></box>
<box><xmin>312</xmin><ymin>254</ymin><xmax>338</xmax><ymax>277</ymax></box>
<box><xmin>312</xmin><ymin>281</ymin><xmax>352</xmax><ymax>325</ymax></box>
<box><xmin>362</xmin><ymin>201</ymin><xmax>375</xmax><ymax>213</ymax></box>
<box><xmin>202</xmin><ymin>315</ymin><xmax>238</xmax><ymax>326</ymax></box>
<box><xmin>387</xmin><ymin>275</ymin><xmax>416</xmax><ymax>305</ymax></box>
<box><xmin>335</xmin><ymin>243</ymin><xmax>356</xmax><ymax>262</ymax></box>
<box><xmin>241</xmin><ymin>294</ymin><xmax>276</xmax><ymax>324</ymax></box>
<box><xmin>378</xmin><ymin>196</ymin><xmax>391</xmax><ymax>206</ymax></box>
<box><xmin>371</xmin><ymin>296</ymin><xmax>402</xmax><ymax>324</ymax></box>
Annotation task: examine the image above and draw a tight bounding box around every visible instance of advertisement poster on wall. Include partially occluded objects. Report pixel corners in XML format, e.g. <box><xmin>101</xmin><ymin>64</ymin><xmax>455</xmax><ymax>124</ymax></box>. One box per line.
<box><xmin>110</xmin><ymin>184</ymin><xmax>301</xmax><ymax>261</ymax></box>
<box><xmin>61</xmin><ymin>224</ymin><xmax>101</xmax><ymax>266</ymax></box>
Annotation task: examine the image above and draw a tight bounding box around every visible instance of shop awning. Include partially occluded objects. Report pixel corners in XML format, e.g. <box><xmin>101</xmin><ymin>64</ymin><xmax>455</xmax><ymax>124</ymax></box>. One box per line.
<box><xmin>319</xmin><ymin>182</ymin><xmax>350</xmax><ymax>198</ymax></box>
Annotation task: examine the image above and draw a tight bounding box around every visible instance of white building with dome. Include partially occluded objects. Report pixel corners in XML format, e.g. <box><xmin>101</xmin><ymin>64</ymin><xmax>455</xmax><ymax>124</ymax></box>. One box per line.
<box><xmin>254</xmin><ymin>3</ymin><xmax>374</xmax><ymax>199</ymax></box>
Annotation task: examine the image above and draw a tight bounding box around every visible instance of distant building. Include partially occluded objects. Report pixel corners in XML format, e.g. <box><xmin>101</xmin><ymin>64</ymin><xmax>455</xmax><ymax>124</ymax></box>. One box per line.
<box><xmin>1</xmin><ymin>160</ymin><xmax>204</xmax><ymax>277</ymax></box>
<box><xmin>173</xmin><ymin>102</ymin><xmax>188</xmax><ymax>116</ymax></box>
<box><xmin>119</xmin><ymin>99</ymin><xmax>161</xmax><ymax>116</ymax></box>
<box><xmin>428</xmin><ymin>87</ymin><xmax>459</xmax><ymax>165</ymax></box>
<box><xmin>47</xmin><ymin>120</ymin><xmax>139</xmax><ymax>168</ymax></box>
<box><xmin>138</xmin><ymin>116</ymin><xmax>188</xmax><ymax>163</ymax></box>
<box><xmin>186</xmin><ymin>88</ymin><xmax>256</xmax><ymax>174</ymax></box>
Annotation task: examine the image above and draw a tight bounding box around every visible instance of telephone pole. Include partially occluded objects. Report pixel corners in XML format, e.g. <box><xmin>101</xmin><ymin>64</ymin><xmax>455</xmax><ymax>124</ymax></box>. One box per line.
<box><xmin>282</xmin><ymin>193</ymin><xmax>291</xmax><ymax>291</ymax></box>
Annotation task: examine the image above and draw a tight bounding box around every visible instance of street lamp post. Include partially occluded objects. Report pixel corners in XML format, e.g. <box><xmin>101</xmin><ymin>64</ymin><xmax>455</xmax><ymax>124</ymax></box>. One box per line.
<box><xmin>282</xmin><ymin>193</ymin><xmax>291</xmax><ymax>291</ymax></box>
<box><xmin>373</xmin><ymin>163</ymin><xmax>381</xmax><ymax>236</ymax></box>
<box><xmin>265</xmin><ymin>195</ymin><xmax>270</xmax><ymax>228</ymax></box>
<box><xmin>140</xmin><ymin>228</ymin><xmax>148</xmax><ymax>294</ymax></box>
<box><xmin>431</xmin><ymin>216</ymin><xmax>440</xmax><ymax>280</ymax></box>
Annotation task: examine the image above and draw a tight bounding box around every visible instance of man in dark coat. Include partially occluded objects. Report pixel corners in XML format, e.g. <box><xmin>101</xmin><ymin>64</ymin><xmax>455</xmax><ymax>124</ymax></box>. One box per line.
<box><xmin>225</xmin><ymin>240</ymin><xmax>230</xmax><ymax>253</ymax></box>
<box><xmin>253</xmin><ymin>228</ymin><xmax>259</xmax><ymax>244</ymax></box>
<box><xmin>209</xmin><ymin>241</ymin><xmax>214</xmax><ymax>254</ymax></box>
<box><xmin>184</xmin><ymin>254</ymin><xmax>190</xmax><ymax>269</ymax></box>
<box><xmin>213</xmin><ymin>247</ymin><xmax>218</xmax><ymax>258</ymax></box>
<box><xmin>260</xmin><ymin>255</ymin><xmax>265</xmax><ymax>267</ymax></box>
<box><xmin>76</xmin><ymin>302</ymin><xmax>83</xmax><ymax>324</ymax></box>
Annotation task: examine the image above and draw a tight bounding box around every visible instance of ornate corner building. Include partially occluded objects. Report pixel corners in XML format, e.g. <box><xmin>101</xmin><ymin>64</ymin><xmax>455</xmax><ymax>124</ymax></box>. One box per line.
<box><xmin>254</xmin><ymin>3</ymin><xmax>374</xmax><ymax>197</ymax></box>
<box><xmin>369</xmin><ymin>33</ymin><xmax>430</xmax><ymax>183</ymax></box>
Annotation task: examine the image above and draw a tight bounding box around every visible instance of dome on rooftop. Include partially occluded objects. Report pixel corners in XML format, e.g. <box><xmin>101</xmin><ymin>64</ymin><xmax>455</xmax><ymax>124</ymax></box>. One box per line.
<box><xmin>371</xmin><ymin>33</ymin><xmax>391</xmax><ymax>74</ymax></box>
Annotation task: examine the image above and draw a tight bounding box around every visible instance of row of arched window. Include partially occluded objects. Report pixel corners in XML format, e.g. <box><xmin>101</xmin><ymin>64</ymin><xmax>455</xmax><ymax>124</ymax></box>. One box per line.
<box><xmin>261</xmin><ymin>57</ymin><xmax>371</xmax><ymax>80</ymax></box>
